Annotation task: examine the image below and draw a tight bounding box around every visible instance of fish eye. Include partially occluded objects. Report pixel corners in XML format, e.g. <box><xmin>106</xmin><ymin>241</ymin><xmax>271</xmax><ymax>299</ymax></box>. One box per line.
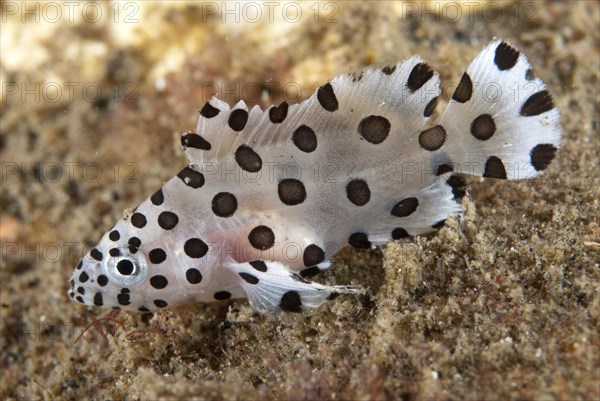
<box><xmin>116</xmin><ymin>259</ymin><xmax>136</xmax><ymax>275</ymax></box>
<box><xmin>105</xmin><ymin>248</ymin><xmax>148</xmax><ymax>286</ymax></box>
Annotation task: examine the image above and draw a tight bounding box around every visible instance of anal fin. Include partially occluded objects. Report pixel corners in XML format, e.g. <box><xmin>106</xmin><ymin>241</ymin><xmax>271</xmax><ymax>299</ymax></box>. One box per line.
<box><xmin>365</xmin><ymin>172</ymin><xmax>466</xmax><ymax>245</ymax></box>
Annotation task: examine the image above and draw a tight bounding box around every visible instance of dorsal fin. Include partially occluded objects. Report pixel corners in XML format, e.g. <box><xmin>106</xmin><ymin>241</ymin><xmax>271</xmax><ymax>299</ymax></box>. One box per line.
<box><xmin>182</xmin><ymin>56</ymin><xmax>441</xmax><ymax>167</ymax></box>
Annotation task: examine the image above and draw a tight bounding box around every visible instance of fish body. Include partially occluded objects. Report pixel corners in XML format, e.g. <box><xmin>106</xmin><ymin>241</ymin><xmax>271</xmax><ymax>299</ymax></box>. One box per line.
<box><xmin>69</xmin><ymin>40</ymin><xmax>561</xmax><ymax>313</ymax></box>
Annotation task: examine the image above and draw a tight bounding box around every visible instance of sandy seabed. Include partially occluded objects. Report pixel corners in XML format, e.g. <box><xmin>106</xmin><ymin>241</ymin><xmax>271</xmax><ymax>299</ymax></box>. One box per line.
<box><xmin>1</xmin><ymin>1</ymin><xmax>599</xmax><ymax>400</ymax></box>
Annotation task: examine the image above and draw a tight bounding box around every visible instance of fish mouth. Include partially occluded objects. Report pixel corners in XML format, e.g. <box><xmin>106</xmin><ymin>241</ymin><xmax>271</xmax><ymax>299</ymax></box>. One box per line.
<box><xmin>68</xmin><ymin>282</ymin><xmax>89</xmax><ymax>305</ymax></box>
<box><xmin>68</xmin><ymin>259</ymin><xmax>99</xmax><ymax>305</ymax></box>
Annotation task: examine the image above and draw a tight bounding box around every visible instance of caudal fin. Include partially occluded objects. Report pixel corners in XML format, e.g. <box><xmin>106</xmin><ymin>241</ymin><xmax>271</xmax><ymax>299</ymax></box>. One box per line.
<box><xmin>435</xmin><ymin>39</ymin><xmax>561</xmax><ymax>180</ymax></box>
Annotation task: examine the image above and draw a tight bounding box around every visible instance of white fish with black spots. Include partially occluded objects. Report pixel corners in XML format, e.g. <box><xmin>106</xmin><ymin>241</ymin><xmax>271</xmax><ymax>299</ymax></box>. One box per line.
<box><xmin>68</xmin><ymin>40</ymin><xmax>561</xmax><ymax>313</ymax></box>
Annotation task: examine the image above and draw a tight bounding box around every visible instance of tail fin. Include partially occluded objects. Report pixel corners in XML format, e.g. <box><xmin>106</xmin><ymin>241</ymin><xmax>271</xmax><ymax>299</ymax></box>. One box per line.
<box><xmin>436</xmin><ymin>39</ymin><xmax>561</xmax><ymax>180</ymax></box>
